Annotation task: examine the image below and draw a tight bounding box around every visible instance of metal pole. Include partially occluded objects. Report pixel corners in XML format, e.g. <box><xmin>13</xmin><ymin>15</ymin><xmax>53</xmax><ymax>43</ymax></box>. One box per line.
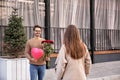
<box><xmin>90</xmin><ymin>0</ymin><xmax>95</xmax><ymax>64</ymax></box>
<box><xmin>44</xmin><ymin>0</ymin><xmax>50</xmax><ymax>40</ymax></box>
<box><xmin>44</xmin><ymin>0</ymin><xmax>51</xmax><ymax>69</ymax></box>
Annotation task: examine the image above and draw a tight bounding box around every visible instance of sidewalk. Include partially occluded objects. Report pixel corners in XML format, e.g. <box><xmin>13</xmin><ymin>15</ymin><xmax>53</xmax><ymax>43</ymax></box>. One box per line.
<box><xmin>44</xmin><ymin>61</ymin><xmax>120</xmax><ymax>80</ymax></box>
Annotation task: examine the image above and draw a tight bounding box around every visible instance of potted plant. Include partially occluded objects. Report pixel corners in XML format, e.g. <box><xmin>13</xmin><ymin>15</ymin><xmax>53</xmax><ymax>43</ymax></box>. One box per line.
<box><xmin>0</xmin><ymin>8</ymin><xmax>30</xmax><ymax>80</ymax></box>
<box><xmin>3</xmin><ymin>8</ymin><xmax>26</xmax><ymax>58</ymax></box>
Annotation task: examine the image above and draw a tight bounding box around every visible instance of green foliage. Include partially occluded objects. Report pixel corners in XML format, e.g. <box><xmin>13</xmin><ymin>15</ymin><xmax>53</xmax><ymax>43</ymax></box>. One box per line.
<box><xmin>43</xmin><ymin>43</ymin><xmax>54</xmax><ymax>57</ymax></box>
<box><xmin>43</xmin><ymin>42</ymin><xmax>54</xmax><ymax>67</ymax></box>
<box><xmin>4</xmin><ymin>8</ymin><xmax>27</xmax><ymax>58</ymax></box>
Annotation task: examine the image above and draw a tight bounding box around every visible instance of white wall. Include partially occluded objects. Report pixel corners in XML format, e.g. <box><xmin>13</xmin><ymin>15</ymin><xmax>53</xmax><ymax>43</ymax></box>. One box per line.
<box><xmin>0</xmin><ymin>58</ymin><xmax>30</xmax><ymax>80</ymax></box>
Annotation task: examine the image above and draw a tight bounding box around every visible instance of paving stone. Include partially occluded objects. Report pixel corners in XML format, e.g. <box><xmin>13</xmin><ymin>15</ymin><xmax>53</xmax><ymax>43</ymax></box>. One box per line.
<box><xmin>44</xmin><ymin>61</ymin><xmax>120</xmax><ymax>80</ymax></box>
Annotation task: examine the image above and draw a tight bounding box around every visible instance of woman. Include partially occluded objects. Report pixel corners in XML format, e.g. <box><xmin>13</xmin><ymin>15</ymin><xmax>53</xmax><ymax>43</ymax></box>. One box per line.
<box><xmin>55</xmin><ymin>25</ymin><xmax>92</xmax><ymax>80</ymax></box>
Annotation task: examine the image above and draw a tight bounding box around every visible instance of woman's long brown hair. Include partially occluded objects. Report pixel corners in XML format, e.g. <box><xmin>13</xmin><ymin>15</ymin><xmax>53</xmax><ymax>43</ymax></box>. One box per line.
<box><xmin>64</xmin><ymin>25</ymin><xmax>86</xmax><ymax>59</ymax></box>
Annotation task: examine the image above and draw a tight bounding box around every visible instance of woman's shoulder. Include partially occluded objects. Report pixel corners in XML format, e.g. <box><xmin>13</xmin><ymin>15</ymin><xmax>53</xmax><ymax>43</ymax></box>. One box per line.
<box><xmin>58</xmin><ymin>44</ymin><xmax>66</xmax><ymax>55</ymax></box>
<box><xmin>81</xmin><ymin>42</ymin><xmax>87</xmax><ymax>48</ymax></box>
<box><xmin>61</xmin><ymin>44</ymin><xmax>66</xmax><ymax>50</ymax></box>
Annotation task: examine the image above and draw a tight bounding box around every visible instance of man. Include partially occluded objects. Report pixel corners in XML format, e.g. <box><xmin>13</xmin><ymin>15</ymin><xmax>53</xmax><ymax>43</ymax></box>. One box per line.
<box><xmin>25</xmin><ymin>25</ymin><xmax>50</xmax><ymax>80</ymax></box>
